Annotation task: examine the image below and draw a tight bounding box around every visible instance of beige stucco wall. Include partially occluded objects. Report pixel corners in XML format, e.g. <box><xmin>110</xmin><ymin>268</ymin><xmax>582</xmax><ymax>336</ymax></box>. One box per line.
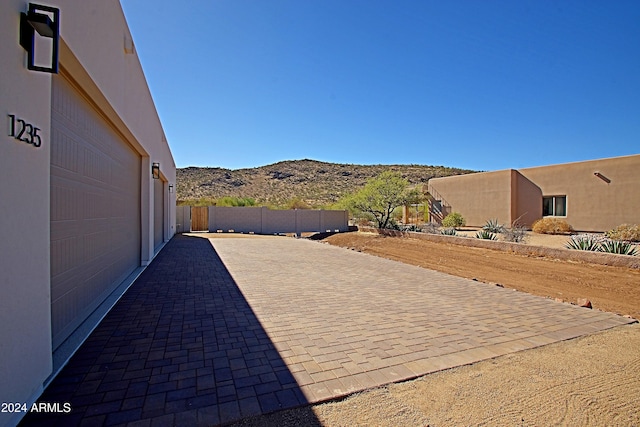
<box><xmin>519</xmin><ymin>155</ymin><xmax>640</xmax><ymax>232</ymax></box>
<box><xmin>0</xmin><ymin>2</ymin><xmax>176</xmax><ymax>425</ymax></box>
<box><xmin>0</xmin><ymin>2</ymin><xmax>53</xmax><ymax>425</ymax></box>
<box><xmin>512</xmin><ymin>170</ymin><xmax>543</xmax><ymax>227</ymax></box>
<box><xmin>428</xmin><ymin>170</ymin><xmax>514</xmax><ymax>227</ymax></box>
<box><xmin>428</xmin><ymin>155</ymin><xmax>639</xmax><ymax>232</ymax></box>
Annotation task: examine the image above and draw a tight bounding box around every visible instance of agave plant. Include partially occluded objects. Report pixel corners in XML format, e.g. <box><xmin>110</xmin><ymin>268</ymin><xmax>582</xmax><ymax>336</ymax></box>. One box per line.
<box><xmin>476</xmin><ymin>230</ymin><xmax>497</xmax><ymax>240</ymax></box>
<box><xmin>482</xmin><ymin>218</ymin><xmax>504</xmax><ymax>233</ymax></box>
<box><xmin>600</xmin><ymin>240</ymin><xmax>638</xmax><ymax>256</ymax></box>
<box><xmin>565</xmin><ymin>235</ymin><xmax>600</xmax><ymax>251</ymax></box>
<box><xmin>441</xmin><ymin>228</ymin><xmax>457</xmax><ymax>236</ymax></box>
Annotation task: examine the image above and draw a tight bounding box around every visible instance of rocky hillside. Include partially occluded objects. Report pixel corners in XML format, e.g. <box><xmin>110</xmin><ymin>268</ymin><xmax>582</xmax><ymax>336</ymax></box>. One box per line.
<box><xmin>177</xmin><ymin>159</ymin><xmax>475</xmax><ymax>207</ymax></box>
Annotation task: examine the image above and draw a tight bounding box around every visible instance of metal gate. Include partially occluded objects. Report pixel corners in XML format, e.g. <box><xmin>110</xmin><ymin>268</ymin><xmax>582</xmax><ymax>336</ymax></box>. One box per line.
<box><xmin>191</xmin><ymin>207</ymin><xmax>209</xmax><ymax>231</ymax></box>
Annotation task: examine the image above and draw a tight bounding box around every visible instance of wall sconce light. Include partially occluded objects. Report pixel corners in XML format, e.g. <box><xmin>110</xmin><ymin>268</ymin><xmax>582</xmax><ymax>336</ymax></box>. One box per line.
<box><xmin>169</xmin><ymin>184</ymin><xmax>174</xmax><ymax>193</ymax></box>
<box><xmin>151</xmin><ymin>162</ymin><xmax>160</xmax><ymax>179</ymax></box>
<box><xmin>19</xmin><ymin>3</ymin><xmax>60</xmax><ymax>73</ymax></box>
<box><xmin>593</xmin><ymin>171</ymin><xmax>611</xmax><ymax>184</ymax></box>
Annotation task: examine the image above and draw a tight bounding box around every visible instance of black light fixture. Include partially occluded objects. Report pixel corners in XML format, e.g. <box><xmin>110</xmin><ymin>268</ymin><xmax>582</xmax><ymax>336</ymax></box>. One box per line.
<box><xmin>169</xmin><ymin>184</ymin><xmax>174</xmax><ymax>193</ymax></box>
<box><xmin>152</xmin><ymin>162</ymin><xmax>160</xmax><ymax>179</ymax></box>
<box><xmin>19</xmin><ymin>3</ymin><xmax>60</xmax><ymax>73</ymax></box>
<box><xmin>594</xmin><ymin>171</ymin><xmax>611</xmax><ymax>184</ymax></box>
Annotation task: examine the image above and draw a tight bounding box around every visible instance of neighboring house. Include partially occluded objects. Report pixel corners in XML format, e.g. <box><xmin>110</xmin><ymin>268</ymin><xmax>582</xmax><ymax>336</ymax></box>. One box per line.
<box><xmin>428</xmin><ymin>154</ymin><xmax>640</xmax><ymax>232</ymax></box>
<box><xmin>0</xmin><ymin>2</ymin><xmax>176</xmax><ymax>425</ymax></box>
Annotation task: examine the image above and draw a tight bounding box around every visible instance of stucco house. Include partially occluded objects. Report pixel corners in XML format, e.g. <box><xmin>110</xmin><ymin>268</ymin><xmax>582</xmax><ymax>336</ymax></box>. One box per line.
<box><xmin>1</xmin><ymin>2</ymin><xmax>175</xmax><ymax>425</ymax></box>
<box><xmin>428</xmin><ymin>154</ymin><xmax>640</xmax><ymax>232</ymax></box>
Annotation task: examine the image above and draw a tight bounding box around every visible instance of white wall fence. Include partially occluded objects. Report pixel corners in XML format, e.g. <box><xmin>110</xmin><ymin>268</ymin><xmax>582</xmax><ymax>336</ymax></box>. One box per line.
<box><xmin>176</xmin><ymin>206</ymin><xmax>349</xmax><ymax>235</ymax></box>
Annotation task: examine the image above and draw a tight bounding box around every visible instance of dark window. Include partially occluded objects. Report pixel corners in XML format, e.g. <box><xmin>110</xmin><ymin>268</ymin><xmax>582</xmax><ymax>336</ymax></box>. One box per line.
<box><xmin>543</xmin><ymin>197</ymin><xmax>553</xmax><ymax>216</ymax></box>
<box><xmin>543</xmin><ymin>196</ymin><xmax>567</xmax><ymax>216</ymax></box>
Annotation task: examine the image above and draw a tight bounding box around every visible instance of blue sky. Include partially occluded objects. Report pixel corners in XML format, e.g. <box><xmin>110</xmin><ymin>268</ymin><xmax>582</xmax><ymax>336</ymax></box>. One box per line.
<box><xmin>120</xmin><ymin>0</ymin><xmax>639</xmax><ymax>171</ymax></box>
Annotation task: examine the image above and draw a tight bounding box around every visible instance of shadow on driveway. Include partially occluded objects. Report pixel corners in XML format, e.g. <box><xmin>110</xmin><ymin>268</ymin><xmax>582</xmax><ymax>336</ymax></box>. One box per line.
<box><xmin>21</xmin><ymin>234</ymin><xmax>319</xmax><ymax>426</ymax></box>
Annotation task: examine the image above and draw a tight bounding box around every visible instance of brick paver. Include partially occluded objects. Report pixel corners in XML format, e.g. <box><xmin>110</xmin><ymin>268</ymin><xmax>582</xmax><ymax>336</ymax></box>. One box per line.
<box><xmin>21</xmin><ymin>234</ymin><xmax>634</xmax><ymax>426</ymax></box>
<box><xmin>208</xmin><ymin>236</ymin><xmax>634</xmax><ymax>404</ymax></box>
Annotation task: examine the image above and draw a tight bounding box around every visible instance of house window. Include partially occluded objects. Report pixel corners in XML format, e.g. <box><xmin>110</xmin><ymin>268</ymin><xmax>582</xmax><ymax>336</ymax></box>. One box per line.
<box><xmin>543</xmin><ymin>196</ymin><xmax>567</xmax><ymax>216</ymax></box>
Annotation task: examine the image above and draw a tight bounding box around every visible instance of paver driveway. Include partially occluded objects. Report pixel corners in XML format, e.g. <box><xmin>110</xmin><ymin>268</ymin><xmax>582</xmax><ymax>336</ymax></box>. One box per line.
<box><xmin>22</xmin><ymin>234</ymin><xmax>633</xmax><ymax>426</ymax></box>
<box><xmin>209</xmin><ymin>235</ymin><xmax>633</xmax><ymax>402</ymax></box>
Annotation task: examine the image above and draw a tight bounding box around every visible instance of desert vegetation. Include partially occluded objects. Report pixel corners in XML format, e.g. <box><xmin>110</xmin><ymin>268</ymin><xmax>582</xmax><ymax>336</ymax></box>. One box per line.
<box><xmin>566</xmin><ymin>234</ymin><xmax>638</xmax><ymax>256</ymax></box>
<box><xmin>440</xmin><ymin>227</ymin><xmax>457</xmax><ymax>236</ymax></box>
<box><xmin>479</xmin><ymin>218</ymin><xmax>529</xmax><ymax>243</ymax></box>
<box><xmin>606</xmin><ymin>224</ymin><xmax>640</xmax><ymax>242</ymax></box>
<box><xmin>475</xmin><ymin>229</ymin><xmax>497</xmax><ymax>240</ymax></box>
<box><xmin>499</xmin><ymin>222</ymin><xmax>529</xmax><ymax>243</ymax></box>
<box><xmin>338</xmin><ymin>171</ymin><xmax>421</xmax><ymax>229</ymax></box>
<box><xmin>532</xmin><ymin>217</ymin><xmax>574</xmax><ymax>234</ymax></box>
<box><xmin>441</xmin><ymin>212</ymin><xmax>466</xmax><ymax>229</ymax></box>
<box><xmin>177</xmin><ymin>159</ymin><xmax>475</xmax><ymax>208</ymax></box>
<box><xmin>383</xmin><ymin>217</ymin><xmax>530</xmax><ymax>244</ymax></box>
<box><xmin>481</xmin><ymin>218</ymin><xmax>503</xmax><ymax>233</ymax></box>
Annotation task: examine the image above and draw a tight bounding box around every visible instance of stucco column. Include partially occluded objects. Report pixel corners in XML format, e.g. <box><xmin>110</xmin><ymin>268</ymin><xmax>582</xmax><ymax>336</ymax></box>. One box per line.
<box><xmin>141</xmin><ymin>156</ymin><xmax>152</xmax><ymax>265</ymax></box>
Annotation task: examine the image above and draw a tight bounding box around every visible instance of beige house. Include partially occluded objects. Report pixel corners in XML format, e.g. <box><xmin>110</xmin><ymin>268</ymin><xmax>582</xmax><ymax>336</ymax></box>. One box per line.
<box><xmin>1</xmin><ymin>2</ymin><xmax>175</xmax><ymax>425</ymax></box>
<box><xmin>428</xmin><ymin>154</ymin><xmax>640</xmax><ymax>232</ymax></box>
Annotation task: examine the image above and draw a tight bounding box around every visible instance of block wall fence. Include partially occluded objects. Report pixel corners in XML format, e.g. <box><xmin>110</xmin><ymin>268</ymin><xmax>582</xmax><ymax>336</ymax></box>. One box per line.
<box><xmin>176</xmin><ymin>206</ymin><xmax>349</xmax><ymax>235</ymax></box>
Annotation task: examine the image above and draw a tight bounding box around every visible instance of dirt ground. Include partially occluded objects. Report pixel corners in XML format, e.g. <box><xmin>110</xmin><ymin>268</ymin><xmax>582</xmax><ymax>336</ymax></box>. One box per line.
<box><xmin>229</xmin><ymin>231</ymin><xmax>640</xmax><ymax>427</ymax></box>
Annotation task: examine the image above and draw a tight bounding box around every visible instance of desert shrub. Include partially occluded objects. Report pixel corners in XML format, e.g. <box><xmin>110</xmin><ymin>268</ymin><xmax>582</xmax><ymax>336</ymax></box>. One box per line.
<box><xmin>500</xmin><ymin>223</ymin><xmax>529</xmax><ymax>243</ymax></box>
<box><xmin>216</xmin><ymin>196</ymin><xmax>257</xmax><ymax>207</ymax></box>
<box><xmin>441</xmin><ymin>228</ymin><xmax>457</xmax><ymax>236</ymax></box>
<box><xmin>532</xmin><ymin>218</ymin><xmax>574</xmax><ymax>234</ymax></box>
<box><xmin>384</xmin><ymin>219</ymin><xmax>401</xmax><ymax>230</ymax></box>
<box><xmin>605</xmin><ymin>224</ymin><xmax>640</xmax><ymax>242</ymax></box>
<box><xmin>355</xmin><ymin>216</ymin><xmax>373</xmax><ymax>227</ymax></box>
<box><xmin>475</xmin><ymin>230</ymin><xmax>497</xmax><ymax>240</ymax></box>
<box><xmin>565</xmin><ymin>235</ymin><xmax>601</xmax><ymax>251</ymax></box>
<box><xmin>600</xmin><ymin>240</ymin><xmax>638</xmax><ymax>256</ymax></box>
<box><xmin>400</xmin><ymin>224</ymin><xmax>421</xmax><ymax>232</ymax></box>
<box><xmin>421</xmin><ymin>223</ymin><xmax>440</xmax><ymax>234</ymax></box>
<box><xmin>285</xmin><ymin>197</ymin><xmax>312</xmax><ymax>210</ymax></box>
<box><xmin>442</xmin><ymin>212</ymin><xmax>466</xmax><ymax>229</ymax></box>
<box><xmin>178</xmin><ymin>197</ymin><xmax>217</xmax><ymax>207</ymax></box>
<box><xmin>482</xmin><ymin>218</ymin><xmax>504</xmax><ymax>233</ymax></box>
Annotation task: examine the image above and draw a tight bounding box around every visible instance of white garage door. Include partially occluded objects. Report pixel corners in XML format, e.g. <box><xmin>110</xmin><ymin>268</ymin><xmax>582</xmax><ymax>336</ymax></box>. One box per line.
<box><xmin>50</xmin><ymin>75</ymin><xmax>141</xmax><ymax>350</ymax></box>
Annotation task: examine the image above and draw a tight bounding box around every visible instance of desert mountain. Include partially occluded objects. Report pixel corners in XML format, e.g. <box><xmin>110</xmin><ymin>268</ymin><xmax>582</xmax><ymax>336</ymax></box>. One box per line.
<box><xmin>177</xmin><ymin>159</ymin><xmax>475</xmax><ymax>207</ymax></box>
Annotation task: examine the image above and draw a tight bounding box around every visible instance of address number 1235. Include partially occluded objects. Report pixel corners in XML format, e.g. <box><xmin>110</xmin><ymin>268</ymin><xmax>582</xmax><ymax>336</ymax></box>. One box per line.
<box><xmin>8</xmin><ymin>114</ymin><xmax>41</xmax><ymax>148</ymax></box>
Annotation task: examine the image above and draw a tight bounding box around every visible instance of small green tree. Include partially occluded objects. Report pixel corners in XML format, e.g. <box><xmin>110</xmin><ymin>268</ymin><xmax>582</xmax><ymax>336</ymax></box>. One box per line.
<box><xmin>442</xmin><ymin>212</ymin><xmax>466</xmax><ymax>229</ymax></box>
<box><xmin>343</xmin><ymin>171</ymin><xmax>420</xmax><ymax>229</ymax></box>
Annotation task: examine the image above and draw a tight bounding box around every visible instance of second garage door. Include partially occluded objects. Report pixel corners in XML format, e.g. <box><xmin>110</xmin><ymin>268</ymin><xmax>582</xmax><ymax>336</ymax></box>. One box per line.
<box><xmin>50</xmin><ymin>75</ymin><xmax>141</xmax><ymax>350</ymax></box>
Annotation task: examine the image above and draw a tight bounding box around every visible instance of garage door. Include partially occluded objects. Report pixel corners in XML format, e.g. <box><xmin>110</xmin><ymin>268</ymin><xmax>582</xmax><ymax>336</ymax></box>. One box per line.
<box><xmin>153</xmin><ymin>177</ymin><xmax>164</xmax><ymax>250</ymax></box>
<box><xmin>50</xmin><ymin>75</ymin><xmax>141</xmax><ymax>350</ymax></box>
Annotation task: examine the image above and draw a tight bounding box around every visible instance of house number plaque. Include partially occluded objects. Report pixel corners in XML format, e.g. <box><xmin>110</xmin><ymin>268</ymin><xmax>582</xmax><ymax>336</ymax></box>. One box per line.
<box><xmin>7</xmin><ymin>114</ymin><xmax>42</xmax><ymax>147</ymax></box>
